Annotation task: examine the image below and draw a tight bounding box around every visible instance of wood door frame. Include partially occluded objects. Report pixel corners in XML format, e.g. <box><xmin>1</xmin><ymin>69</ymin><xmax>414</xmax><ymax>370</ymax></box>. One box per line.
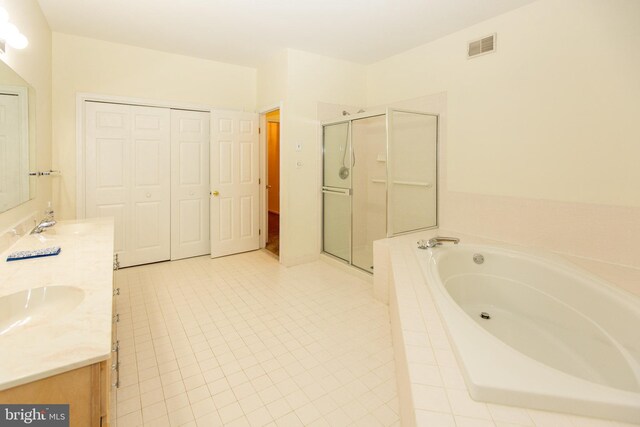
<box><xmin>258</xmin><ymin>103</ymin><xmax>283</xmax><ymax>253</ymax></box>
<box><xmin>76</xmin><ymin>93</ymin><xmax>213</xmax><ymax>220</ymax></box>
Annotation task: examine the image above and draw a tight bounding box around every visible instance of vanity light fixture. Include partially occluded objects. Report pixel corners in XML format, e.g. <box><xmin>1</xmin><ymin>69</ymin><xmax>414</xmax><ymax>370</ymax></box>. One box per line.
<box><xmin>0</xmin><ymin>7</ymin><xmax>29</xmax><ymax>53</ymax></box>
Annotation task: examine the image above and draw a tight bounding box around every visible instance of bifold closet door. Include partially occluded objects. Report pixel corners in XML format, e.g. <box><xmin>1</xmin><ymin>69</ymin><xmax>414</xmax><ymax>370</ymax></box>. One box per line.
<box><xmin>85</xmin><ymin>102</ymin><xmax>171</xmax><ymax>268</ymax></box>
<box><xmin>170</xmin><ymin>109</ymin><xmax>210</xmax><ymax>260</ymax></box>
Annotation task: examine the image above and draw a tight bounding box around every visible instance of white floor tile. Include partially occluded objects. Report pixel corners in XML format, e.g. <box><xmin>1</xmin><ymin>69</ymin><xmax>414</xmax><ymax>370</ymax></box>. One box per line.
<box><xmin>217</xmin><ymin>401</ymin><xmax>244</xmax><ymax>424</ymax></box>
<box><xmin>114</xmin><ymin>252</ymin><xmax>397</xmax><ymax>425</ymax></box>
<box><xmin>190</xmin><ymin>397</ymin><xmax>217</xmax><ymax>419</ymax></box>
<box><xmin>246</xmin><ymin>406</ymin><xmax>274</xmax><ymax>427</ymax></box>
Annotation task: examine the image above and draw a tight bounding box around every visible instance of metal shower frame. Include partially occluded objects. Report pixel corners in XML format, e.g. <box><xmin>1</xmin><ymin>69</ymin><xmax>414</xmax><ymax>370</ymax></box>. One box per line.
<box><xmin>321</xmin><ymin>107</ymin><xmax>440</xmax><ymax>272</ymax></box>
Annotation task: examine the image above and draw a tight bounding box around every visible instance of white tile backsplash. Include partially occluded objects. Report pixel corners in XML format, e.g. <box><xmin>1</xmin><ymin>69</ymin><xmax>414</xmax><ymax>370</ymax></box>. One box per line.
<box><xmin>0</xmin><ymin>212</ymin><xmax>36</xmax><ymax>254</ymax></box>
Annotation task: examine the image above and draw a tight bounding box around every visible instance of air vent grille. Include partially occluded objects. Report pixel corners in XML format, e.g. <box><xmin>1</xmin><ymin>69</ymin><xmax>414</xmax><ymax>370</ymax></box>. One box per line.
<box><xmin>468</xmin><ymin>34</ymin><xmax>496</xmax><ymax>58</ymax></box>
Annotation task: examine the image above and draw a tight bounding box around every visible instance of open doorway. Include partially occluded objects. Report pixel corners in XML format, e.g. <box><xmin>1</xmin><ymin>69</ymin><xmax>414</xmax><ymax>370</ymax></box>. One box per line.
<box><xmin>265</xmin><ymin>109</ymin><xmax>280</xmax><ymax>256</ymax></box>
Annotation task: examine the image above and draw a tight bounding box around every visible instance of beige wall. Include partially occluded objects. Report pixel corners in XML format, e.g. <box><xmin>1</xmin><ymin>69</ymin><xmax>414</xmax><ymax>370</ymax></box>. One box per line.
<box><xmin>257</xmin><ymin>48</ymin><xmax>367</xmax><ymax>265</ymax></box>
<box><xmin>280</xmin><ymin>49</ymin><xmax>367</xmax><ymax>265</ymax></box>
<box><xmin>7</xmin><ymin>0</ymin><xmax>634</xmax><ymax>269</ymax></box>
<box><xmin>51</xmin><ymin>33</ymin><xmax>257</xmax><ymax>220</ymax></box>
<box><xmin>367</xmin><ymin>0</ymin><xmax>640</xmax><ymax>208</ymax></box>
<box><xmin>257</xmin><ymin>49</ymin><xmax>288</xmax><ymax>111</ymax></box>
<box><xmin>0</xmin><ymin>0</ymin><xmax>52</xmax><ymax>232</ymax></box>
<box><xmin>366</xmin><ymin>0</ymin><xmax>640</xmax><ymax>268</ymax></box>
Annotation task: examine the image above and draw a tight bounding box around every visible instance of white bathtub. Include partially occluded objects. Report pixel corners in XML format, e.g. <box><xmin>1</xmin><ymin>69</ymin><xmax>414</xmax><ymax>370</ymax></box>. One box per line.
<box><xmin>417</xmin><ymin>243</ymin><xmax>640</xmax><ymax>424</ymax></box>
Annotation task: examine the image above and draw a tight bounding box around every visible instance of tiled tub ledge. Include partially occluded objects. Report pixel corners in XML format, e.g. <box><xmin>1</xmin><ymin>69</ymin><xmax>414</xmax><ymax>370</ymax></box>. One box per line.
<box><xmin>374</xmin><ymin>230</ymin><xmax>640</xmax><ymax>427</ymax></box>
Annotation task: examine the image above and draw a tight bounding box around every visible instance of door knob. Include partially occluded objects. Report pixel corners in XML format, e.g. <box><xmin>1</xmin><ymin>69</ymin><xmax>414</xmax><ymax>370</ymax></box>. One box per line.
<box><xmin>266</xmin><ymin>185</ymin><xmax>272</xmax><ymax>189</ymax></box>
<box><xmin>211</xmin><ymin>191</ymin><xmax>219</xmax><ymax>197</ymax></box>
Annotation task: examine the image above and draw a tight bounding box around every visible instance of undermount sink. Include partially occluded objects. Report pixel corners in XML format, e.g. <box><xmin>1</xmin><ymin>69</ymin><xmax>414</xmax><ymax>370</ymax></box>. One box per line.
<box><xmin>0</xmin><ymin>286</ymin><xmax>85</xmax><ymax>336</ymax></box>
<box><xmin>55</xmin><ymin>222</ymin><xmax>93</xmax><ymax>234</ymax></box>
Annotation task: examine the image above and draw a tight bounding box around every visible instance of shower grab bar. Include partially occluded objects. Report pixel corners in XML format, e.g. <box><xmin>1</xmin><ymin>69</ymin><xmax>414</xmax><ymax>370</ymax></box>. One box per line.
<box><xmin>370</xmin><ymin>179</ymin><xmax>432</xmax><ymax>188</ymax></box>
<box><xmin>322</xmin><ymin>186</ymin><xmax>351</xmax><ymax>196</ymax></box>
<box><xmin>394</xmin><ymin>180</ymin><xmax>432</xmax><ymax>188</ymax></box>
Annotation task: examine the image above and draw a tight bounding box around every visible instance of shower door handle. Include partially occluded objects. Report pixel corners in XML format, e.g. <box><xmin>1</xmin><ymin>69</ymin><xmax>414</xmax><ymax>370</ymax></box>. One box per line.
<box><xmin>322</xmin><ymin>186</ymin><xmax>351</xmax><ymax>196</ymax></box>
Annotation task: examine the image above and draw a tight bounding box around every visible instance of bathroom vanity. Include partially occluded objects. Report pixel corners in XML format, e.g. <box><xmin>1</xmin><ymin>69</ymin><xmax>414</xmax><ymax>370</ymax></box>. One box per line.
<box><xmin>0</xmin><ymin>218</ymin><xmax>116</xmax><ymax>427</ymax></box>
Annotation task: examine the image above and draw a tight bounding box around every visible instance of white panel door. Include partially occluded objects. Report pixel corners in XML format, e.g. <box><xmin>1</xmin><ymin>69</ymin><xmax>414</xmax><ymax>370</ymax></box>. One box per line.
<box><xmin>85</xmin><ymin>102</ymin><xmax>171</xmax><ymax>267</ymax></box>
<box><xmin>170</xmin><ymin>109</ymin><xmax>210</xmax><ymax>260</ymax></box>
<box><xmin>130</xmin><ymin>106</ymin><xmax>171</xmax><ymax>266</ymax></box>
<box><xmin>210</xmin><ymin>110</ymin><xmax>260</xmax><ymax>258</ymax></box>
<box><xmin>85</xmin><ymin>102</ymin><xmax>131</xmax><ymax>263</ymax></box>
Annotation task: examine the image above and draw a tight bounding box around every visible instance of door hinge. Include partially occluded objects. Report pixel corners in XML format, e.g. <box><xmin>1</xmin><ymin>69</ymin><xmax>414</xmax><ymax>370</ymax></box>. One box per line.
<box><xmin>259</xmin><ymin>229</ymin><xmax>261</xmax><ymax>235</ymax></box>
<box><xmin>258</xmin><ymin>178</ymin><xmax>261</xmax><ymax>184</ymax></box>
<box><xmin>259</xmin><ymin>127</ymin><xmax>261</xmax><ymax>134</ymax></box>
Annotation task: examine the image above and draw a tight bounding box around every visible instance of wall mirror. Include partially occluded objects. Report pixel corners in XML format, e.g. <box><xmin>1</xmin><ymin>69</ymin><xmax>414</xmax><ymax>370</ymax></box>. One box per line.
<box><xmin>0</xmin><ymin>60</ymin><xmax>36</xmax><ymax>213</ymax></box>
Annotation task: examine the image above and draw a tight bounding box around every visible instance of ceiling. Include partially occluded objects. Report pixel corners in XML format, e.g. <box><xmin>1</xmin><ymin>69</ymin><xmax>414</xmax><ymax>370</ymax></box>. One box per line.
<box><xmin>37</xmin><ymin>0</ymin><xmax>537</xmax><ymax>67</ymax></box>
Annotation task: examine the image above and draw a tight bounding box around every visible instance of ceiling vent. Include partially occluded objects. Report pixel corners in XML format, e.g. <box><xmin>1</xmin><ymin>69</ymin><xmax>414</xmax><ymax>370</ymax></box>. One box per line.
<box><xmin>468</xmin><ymin>34</ymin><xmax>496</xmax><ymax>58</ymax></box>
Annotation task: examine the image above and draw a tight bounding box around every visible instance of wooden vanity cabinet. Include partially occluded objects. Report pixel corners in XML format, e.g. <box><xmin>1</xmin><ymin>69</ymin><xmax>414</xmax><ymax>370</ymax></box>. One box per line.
<box><xmin>0</xmin><ymin>359</ymin><xmax>111</xmax><ymax>427</ymax></box>
<box><xmin>0</xmin><ymin>268</ymin><xmax>119</xmax><ymax>427</ymax></box>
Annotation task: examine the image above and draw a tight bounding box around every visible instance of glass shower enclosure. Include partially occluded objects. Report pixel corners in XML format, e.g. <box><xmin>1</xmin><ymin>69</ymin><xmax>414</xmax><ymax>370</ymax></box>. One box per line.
<box><xmin>322</xmin><ymin>109</ymin><xmax>438</xmax><ymax>273</ymax></box>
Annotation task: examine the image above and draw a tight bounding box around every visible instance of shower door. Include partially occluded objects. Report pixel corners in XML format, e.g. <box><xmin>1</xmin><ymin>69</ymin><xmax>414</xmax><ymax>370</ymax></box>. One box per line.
<box><xmin>322</xmin><ymin>109</ymin><xmax>439</xmax><ymax>273</ymax></box>
<box><xmin>351</xmin><ymin>115</ymin><xmax>386</xmax><ymax>272</ymax></box>
<box><xmin>387</xmin><ymin>110</ymin><xmax>438</xmax><ymax>235</ymax></box>
<box><xmin>322</xmin><ymin>122</ymin><xmax>351</xmax><ymax>262</ymax></box>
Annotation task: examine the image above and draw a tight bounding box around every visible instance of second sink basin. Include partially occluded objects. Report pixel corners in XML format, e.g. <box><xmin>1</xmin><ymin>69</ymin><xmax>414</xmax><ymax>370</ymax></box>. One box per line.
<box><xmin>55</xmin><ymin>222</ymin><xmax>94</xmax><ymax>235</ymax></box>
<box><xmin>0</xmin><ymin>286</ymin><xmax>85</xmax><ymax>336</ymax></box>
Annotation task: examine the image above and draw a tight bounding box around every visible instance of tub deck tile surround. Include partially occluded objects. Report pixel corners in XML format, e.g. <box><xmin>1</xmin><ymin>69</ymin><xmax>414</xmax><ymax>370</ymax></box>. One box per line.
<box><xmin>377</xmin><ymin>229</ymin><xmax>640</xmax><ymax>427</ymax></box>
<box><xmin>113</xmin><ymin>251</ymin><xmax>401</xmax><ymax>427</ymax></box>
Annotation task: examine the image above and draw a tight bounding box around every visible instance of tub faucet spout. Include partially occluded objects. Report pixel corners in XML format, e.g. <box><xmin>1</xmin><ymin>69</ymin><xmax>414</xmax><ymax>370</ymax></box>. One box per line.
<box><xmin>418</xmin><ymin>236</ymin><xmax>460</xmax><ymax>249</ymax></box>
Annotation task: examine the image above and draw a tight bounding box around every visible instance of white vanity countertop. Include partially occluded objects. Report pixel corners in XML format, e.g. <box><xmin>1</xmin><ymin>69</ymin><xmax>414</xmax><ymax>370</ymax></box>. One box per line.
<box><xmin>0</xmin><ymin>218</ymin><xmax>114</xmax><ymax>391</ymax></box>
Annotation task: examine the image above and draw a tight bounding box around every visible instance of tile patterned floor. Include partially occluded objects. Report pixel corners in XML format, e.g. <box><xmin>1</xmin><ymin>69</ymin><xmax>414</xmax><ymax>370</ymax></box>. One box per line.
<box><xmin>113</xmin><ymin>251</ymin><xmax>399</xmax><ymax>426</ymax></box>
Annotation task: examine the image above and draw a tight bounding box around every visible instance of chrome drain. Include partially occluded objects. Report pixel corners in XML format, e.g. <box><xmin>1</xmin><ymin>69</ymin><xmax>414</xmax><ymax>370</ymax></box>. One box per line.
<box><xmin>480</xmin><ymin>312</ymin><xmax>491</xmax><ymax>320</ymax></box>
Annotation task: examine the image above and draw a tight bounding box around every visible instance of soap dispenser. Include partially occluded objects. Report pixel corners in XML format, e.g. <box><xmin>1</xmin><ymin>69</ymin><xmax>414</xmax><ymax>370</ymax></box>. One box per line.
<box><xmin>44</xmin><ymin>201</ymin><xmax>55</xmax><ymax>221</ymax></box>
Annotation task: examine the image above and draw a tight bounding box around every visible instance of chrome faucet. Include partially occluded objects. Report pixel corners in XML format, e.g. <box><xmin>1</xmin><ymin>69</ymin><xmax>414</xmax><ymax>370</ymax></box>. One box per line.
<box><xmin>417</xmin><ymin>236</ymin><xmax>460</xmax><ymax>249</ymax></box>
<box><xmin>31</xmin><ymin>205</ymin><xmax>56</xmax><ymax>234</ymax></box>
